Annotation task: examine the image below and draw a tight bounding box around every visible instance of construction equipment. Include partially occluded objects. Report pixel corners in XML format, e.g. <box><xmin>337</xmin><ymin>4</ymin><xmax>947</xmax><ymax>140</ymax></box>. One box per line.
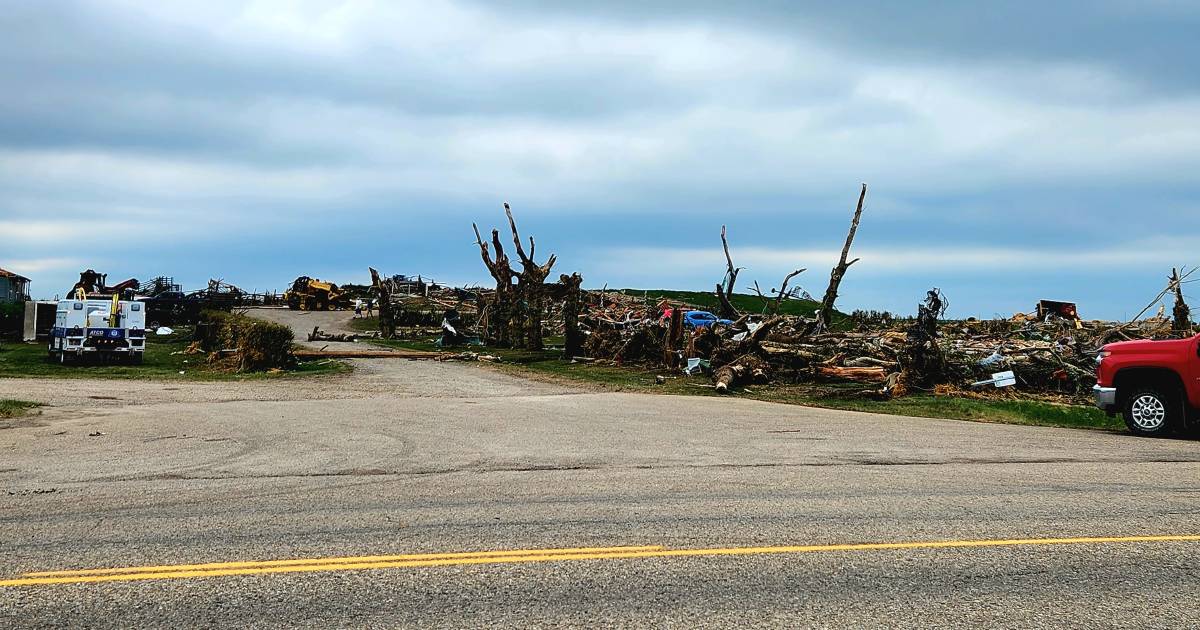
<box><xmin>69</xmin><ymin>269</ymin><xmax>140</xmax><ymax>299</ymax></box>
<box><xmin>285</xmin><ymin>276</ymin><xmax>350</xmax><ymax>311</ymax></box>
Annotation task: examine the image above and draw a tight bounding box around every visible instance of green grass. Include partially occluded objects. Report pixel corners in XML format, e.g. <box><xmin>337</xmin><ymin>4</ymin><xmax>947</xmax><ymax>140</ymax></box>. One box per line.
<box><xmin>0</xmin><ymin>329</ymin><xmax>348</xmax><ymax>381</ymax></box>
<box><xmin>748</xmin><ymin>385</ymin><xmax>1121</xmax><ymax>431</ymax></box>
<box><xmin>366</xmin><ymin>334</ymin><xmax>1118</xmax><ymax>431</ymax></box>
<box><xmin>0</xmin><ymin>399</ymin><xmax>41</xmax><ymax>419</ymax></box>
<box><xmin>348</xmin><ymin>316</ymin><xmax>383</xmax><ymax>333</ymax></box>
<box><xmin>607</xmin><ymin>289</ymin><xmax>855</xmax><ymax>328</ymax></box>
<box><xmin>608</xmin><ymin>288</ymin><xmax>821</xmax><ymax>316</ymax></box>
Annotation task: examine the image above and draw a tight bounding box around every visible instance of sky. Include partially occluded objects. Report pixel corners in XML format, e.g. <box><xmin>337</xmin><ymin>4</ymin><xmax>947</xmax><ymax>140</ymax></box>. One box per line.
<box><xmin>2</xmin><ymin>1</ymin><xmax>1199</xmax><ymax>319</ymax></box>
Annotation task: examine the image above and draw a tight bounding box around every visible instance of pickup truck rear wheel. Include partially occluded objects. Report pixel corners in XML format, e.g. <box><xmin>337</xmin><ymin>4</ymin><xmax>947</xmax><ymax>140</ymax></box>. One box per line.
<box><xmin>1123</xmin><ymin>386</ymin><xmax>1178</xmax><ymax>437</ymax></box>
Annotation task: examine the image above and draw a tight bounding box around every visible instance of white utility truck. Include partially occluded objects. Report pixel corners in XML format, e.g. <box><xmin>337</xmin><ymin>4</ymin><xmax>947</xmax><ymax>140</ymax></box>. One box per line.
<box><xmin>49</xmin><ymin>296</ymin><xmax>147</xmax><ymax>364</ymax></box>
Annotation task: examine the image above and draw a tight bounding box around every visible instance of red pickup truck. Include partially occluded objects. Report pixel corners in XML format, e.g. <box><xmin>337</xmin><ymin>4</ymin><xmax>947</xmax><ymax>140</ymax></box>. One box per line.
<box><xmin>1095</xmin><ymin>334</ymin><xmax>1200</xmax><ymax>436</ymax></box>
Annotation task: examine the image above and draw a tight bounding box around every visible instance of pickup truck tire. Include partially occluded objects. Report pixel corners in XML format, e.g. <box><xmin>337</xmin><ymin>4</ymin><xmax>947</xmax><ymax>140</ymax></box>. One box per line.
<box><xmin>1123</xmin><ymin>386</ymin><xmax>1178</xmax><ymax>437</ymax></box>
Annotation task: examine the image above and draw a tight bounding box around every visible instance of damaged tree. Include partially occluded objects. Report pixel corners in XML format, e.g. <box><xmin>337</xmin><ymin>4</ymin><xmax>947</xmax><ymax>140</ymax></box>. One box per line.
<box><xmin>715</xmin><ymin>225</ymin><xmax>742</xmax><ymax>319</ymax></box>
<box><xmin>368</xmin><ymin>267</ymin><xmax>396</xmax><ymax>339</ymax></box>
<box><xmin>752</xmin><ymin>269</ymin><xmax>806</xmax><ymax>316</ymax></box>
<box><xmin>817</xmin><ymin>184</ymin><xmax>868</xmax><ymax>331</ymax></box>
<box><xmin>1171</xmin><ymin>267</ymin><xmax>1191</xmax><ymax>335</ymax></box>
<box><xmin>560</xmin><ymin>272</ymin><xmax>584</xmax><ymax>359</ymax></box>
<box><xmin>898</xmin><ymin>288</ymin><xmax>947</xmax><ymax>394</ymax></box>
<box><xmin>662</xmin><ymin>307</ymin><xmax>684</xmax><ymax>368</ymax></box>
<box><xmin>472</xmin><ymin>223</ymin><xmax>516</xmax><ymax>346</ymax></box>
<box><xmin>505</xmin><ymin>203</ymin><xmax>557</xmax><ymax>351</ymax></box>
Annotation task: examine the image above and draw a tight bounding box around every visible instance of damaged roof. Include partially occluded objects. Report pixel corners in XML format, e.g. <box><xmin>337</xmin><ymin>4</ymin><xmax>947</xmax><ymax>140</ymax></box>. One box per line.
<box><xmin>0</xmin><ymin>268</ymin><xmax>30</xmax><ymax>281</ymax></box>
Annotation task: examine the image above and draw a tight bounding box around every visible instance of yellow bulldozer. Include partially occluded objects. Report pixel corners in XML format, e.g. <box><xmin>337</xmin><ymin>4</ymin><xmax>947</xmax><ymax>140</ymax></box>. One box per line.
<box><xmin>285</xmin><ymin>276</ymin><xmax>351</xmax><ymax>311</ymax></box>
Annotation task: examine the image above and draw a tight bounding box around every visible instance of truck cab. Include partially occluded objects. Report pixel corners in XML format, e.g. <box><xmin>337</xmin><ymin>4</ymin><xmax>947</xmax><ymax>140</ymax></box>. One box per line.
<box><xmin>1094</xmin><ymin>334</ymin><xmax>1200</xmax><ymax>436</ymax></box>
<box><xmin>49</xmin><ymin>298</ymin><xmax>147</xmax><ymax>364</ymax></box>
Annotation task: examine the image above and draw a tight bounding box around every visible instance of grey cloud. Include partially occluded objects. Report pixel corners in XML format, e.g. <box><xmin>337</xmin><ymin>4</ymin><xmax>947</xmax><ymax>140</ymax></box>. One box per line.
<box><xmin>4</xmin><ymin>1</ymin><xmax>848</xmax><ymax>163</ymax></box>
<box><xmin>477</xmin><ymin>0</ymin><xmax>1200</xmax><ymax>95</ymax></box>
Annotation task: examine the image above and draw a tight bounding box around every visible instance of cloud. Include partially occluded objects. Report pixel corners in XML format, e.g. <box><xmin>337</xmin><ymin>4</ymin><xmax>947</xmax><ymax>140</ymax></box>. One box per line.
<box><xmin>1</xmin><ymin>1</ymin><xmax>1197</xmax><ymax>316</ymax></box>
<box><xmin>604</xmin><ymin>239</ymin><xmax>1200</xmax><ymax>278</ymax></box>
<box><xmin>1</xmin><ymin>258</ymin><xmax>83</xmax><ymax>274</ymax></box>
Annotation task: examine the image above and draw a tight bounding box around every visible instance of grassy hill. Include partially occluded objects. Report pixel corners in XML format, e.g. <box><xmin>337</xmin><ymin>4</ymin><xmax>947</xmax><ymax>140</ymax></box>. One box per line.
<box><xmin>606</xmin><ymin>288</ymin><xmax>829</xmax><ymax>318</ymax></box>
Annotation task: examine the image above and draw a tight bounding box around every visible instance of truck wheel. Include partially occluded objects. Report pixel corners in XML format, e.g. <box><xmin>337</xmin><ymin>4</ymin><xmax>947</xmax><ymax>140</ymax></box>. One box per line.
<box><xmin>1123</xmin><ymin>386</ymin><xmax>1178</xmax><ymax>437</ymax></box>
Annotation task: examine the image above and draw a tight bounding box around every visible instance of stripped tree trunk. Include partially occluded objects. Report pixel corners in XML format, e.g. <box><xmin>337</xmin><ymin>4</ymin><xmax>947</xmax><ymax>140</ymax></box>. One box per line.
<box><xmin>561</xmin><ymin>272</ymin><xmax>584</xmax><ymax>359</ymax></box>
<box><xmin>368</xmin><ymin>267</ymin><xmax>396</xmax><ymax>339</ymax></box>
<box><xmin>1171</xmin><ymin>267</ymin><xmax>1191</xmax><ymax>335</ymax></box>
<box><xmin>505</xmin><ymin>203</ymin><xmax>556</xmax><ymax>351</ymax></box>
<box><xmin>818</xmin><ymin>184</ymin><xmax>868</xmax><ymax>331</ymax></box>
<box><xmin>716</xmin><ymin>225</ymin><xmax>742</xmax><ymax>319</ymax></box>
<box><xmin>472</xmin><ymin>224</ymin><xmax>516</xmax><ymax>346</ymax></box>
<box><xmin>663</xmin><ymin>307</ymin><xmax>684</xmax><ymax>368</ymax></box>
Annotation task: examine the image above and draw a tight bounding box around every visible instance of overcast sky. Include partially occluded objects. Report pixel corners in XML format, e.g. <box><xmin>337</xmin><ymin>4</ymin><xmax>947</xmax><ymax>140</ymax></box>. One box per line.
<box><xmin>3</xmin><ymin>1</ymin><xmax>1199</xmax><ymax>318</ymax></box>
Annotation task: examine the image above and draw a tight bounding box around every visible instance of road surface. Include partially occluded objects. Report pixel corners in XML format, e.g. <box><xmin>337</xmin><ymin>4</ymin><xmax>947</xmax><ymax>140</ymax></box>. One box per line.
<box><xmin>2</xmin><ymin>309</ymin><xmax>1198</xmax><ymax>627</ymax></box>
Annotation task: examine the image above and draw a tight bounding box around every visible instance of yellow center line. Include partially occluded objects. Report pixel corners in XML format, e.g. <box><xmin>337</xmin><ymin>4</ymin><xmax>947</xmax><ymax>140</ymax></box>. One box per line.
<box><xmin>4</xmin><ymin>534</ymin><xmax>1198</xmax><ymax>588</ymax></box>
<box><xmin>22</xmin><ymin>546</ymin><xmax>665</xmax><ymax>578</ymax></box>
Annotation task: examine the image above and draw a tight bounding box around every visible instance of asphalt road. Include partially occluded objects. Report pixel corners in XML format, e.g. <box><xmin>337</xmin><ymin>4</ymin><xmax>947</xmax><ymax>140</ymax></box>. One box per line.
<box><xmin>2</xmin><ymin>309</ymin><xmax>1199</xmax><ymax>628</ymax></box>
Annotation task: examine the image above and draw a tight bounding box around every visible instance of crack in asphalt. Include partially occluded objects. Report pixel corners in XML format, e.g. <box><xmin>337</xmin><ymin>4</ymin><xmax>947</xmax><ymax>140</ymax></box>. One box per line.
<box><xmin>63</xmin><ymin>456</ymin><xmax>1200</xmax><ymax>484</ymax></box>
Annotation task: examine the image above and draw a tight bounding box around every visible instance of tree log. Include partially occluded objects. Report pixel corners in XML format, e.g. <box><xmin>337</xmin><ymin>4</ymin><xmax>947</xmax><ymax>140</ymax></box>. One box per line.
<box><xmin>714</xmin><ymin>354</ymin><xmax>769</xmax><ymax>393</ymax></box>
<box><xmin>816</xmin><ymin>365</ymin><xmax>887</xmax><ymax>382</ymax></box>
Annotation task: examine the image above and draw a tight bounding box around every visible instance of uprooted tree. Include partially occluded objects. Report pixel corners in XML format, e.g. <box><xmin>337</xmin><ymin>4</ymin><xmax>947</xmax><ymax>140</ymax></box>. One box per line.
<box><xmin>817</xmin><ymin>184</ymin><xmax>868</xmax><ymax>331</ymax></box>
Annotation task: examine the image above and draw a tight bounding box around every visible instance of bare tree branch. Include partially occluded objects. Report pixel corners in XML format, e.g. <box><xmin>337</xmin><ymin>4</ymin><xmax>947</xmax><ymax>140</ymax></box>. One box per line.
<box><xmin>818</xmin><ymin>183</ymin><xmax>868</xmax><ymax>330</ymax></box>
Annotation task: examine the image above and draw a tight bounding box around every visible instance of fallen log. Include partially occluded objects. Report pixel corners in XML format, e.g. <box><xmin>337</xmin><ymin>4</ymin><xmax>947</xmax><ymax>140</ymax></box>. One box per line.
<box><xmin>844</xmin><ymin>356</ymin><xmax>895</xmax><ymax>368</ymax></box>
<box><xmin>815</xmin><ymin>365</ymin><xmax>888</xmax><ymax>382</ymax></box>
<box><xmin>714</xmin><ymin>354</ymin><xmax>769</xmax><ymax>393</ymax></box>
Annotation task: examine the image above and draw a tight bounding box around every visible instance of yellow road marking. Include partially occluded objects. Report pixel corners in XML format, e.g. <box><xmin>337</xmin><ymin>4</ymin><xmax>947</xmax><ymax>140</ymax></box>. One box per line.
<box><xmin>4</xmin><ymin>535</ymin><xmax>1198</xmax><ymax>588</ymax></box>
<box><xmin>23</xmin><ymin>546</ymin><xmax>664</xmax><ymax>578</ymax></box>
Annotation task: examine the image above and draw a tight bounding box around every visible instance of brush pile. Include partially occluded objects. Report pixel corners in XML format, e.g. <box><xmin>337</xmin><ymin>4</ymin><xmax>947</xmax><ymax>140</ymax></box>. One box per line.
<box><xmin>573</xmin><ymin>287</ymin><xmax>1195</xmax><ymax>404</ymax></box>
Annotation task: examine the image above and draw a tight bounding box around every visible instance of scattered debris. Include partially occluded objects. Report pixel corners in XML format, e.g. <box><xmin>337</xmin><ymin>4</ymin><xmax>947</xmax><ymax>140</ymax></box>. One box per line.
<box><xmin>973</xmin><ymin>371</ymin><xmax>1017</xmax><ymax>389</ymax></box>
<box><xmin>307</xmin><ymin>326</ymin><xmax>366</xmax><ymax>343</ymax></box>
